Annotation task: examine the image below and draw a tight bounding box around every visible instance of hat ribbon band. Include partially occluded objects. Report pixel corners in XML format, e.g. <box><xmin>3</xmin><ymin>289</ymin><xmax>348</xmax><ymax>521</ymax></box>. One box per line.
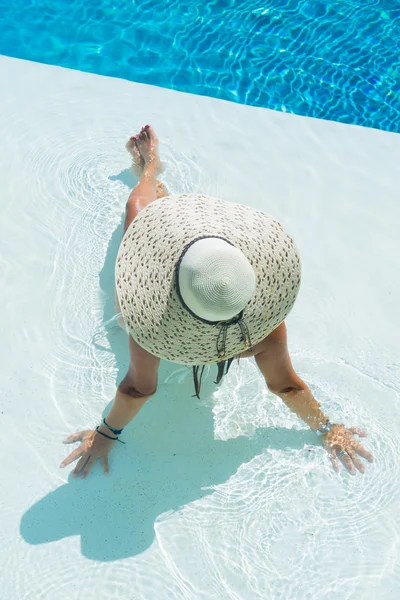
<box><xmin>216</xmin><ymin>313</ymin><xmax>253</xmax><ymax>360</ymax></box>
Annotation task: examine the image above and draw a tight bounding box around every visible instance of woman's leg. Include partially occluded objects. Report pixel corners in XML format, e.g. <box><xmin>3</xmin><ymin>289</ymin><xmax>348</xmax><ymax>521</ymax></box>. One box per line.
<box><xmin>123</xmin><ymin>125</ymin><xmax>168</xmax><ymax>233</ymax></box>
<box><xmin>117</xmin><ymin>126</ymin><xmax>167</xmax><ymax>321</ymax></box>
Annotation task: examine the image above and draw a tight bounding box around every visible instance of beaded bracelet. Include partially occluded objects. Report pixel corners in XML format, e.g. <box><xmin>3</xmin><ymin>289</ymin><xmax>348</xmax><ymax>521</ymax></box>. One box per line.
<box><xmin>96</xmin><ymin>426</ymin><xmax>125</xmax><ymax>444</ymax></box>
<box><xmin>103</xmin><ymin>417</ymin><xmax>124</xmax><ymax>436</ymax></box>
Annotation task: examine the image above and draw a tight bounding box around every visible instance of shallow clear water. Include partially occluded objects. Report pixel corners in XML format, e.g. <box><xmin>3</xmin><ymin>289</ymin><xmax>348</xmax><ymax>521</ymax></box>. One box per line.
<box><xmin>1</xmin><ymin>0</ymin><xmax>400</xmax><ymax>132</ymax></box>
<box><xmin>1</xmin><ymin>56</ymin><xmax>399</xmax><ymax>599</ymax></box>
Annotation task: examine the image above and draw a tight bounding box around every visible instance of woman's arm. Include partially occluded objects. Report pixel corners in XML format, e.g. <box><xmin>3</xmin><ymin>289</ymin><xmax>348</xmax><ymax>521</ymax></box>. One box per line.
<box><xmin>60</xmin><ymin>337</ymin><xmax>159</xmax><ymax>477</ymax></box>
<box><xmin>254</xmin><ymin>323</ymin><xmax>328</xmax><ymax>431</ymax></box>
<box><xmin>254</xmin><ymin>323</ymin><xmax>373</xmax><ymax>473</ymax></box>
<box><xmin>98</xmin><ymin>335</ymin><xmax>160</xmax><ymax>434</ymax></box>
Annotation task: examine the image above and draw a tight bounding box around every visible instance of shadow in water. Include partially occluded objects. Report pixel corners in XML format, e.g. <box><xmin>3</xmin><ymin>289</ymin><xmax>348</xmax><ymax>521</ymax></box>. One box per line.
<box><xmin>20</xmin><ymin>210</ymin><xmax>317</xmax><ymax>563</ymax></box>
<box><xmin>108</xmin><ymin>168</ymin><xmax>136</xmax><ymax>189</ymax></box>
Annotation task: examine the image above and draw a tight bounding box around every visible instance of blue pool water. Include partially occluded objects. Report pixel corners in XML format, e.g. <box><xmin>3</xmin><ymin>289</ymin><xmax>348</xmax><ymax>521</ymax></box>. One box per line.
<box><xmin>1</xmin><ymin>0</ymin><xmax>400</xmax><ymax>132</ymax></box>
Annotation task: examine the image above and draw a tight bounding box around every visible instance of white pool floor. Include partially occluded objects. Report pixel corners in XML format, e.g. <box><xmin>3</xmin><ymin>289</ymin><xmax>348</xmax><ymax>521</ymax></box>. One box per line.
<box><xmin>0</xmin><ymin>55</ymin><xmax>399</xmax><ymax>600</ymax></box>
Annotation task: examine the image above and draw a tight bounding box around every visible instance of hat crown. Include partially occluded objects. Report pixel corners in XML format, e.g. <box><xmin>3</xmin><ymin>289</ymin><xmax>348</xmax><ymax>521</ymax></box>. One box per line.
<box><xmin>177</xmin><ymin>237</ymin><xmax>256</xmax><ymax>322</ymax></box>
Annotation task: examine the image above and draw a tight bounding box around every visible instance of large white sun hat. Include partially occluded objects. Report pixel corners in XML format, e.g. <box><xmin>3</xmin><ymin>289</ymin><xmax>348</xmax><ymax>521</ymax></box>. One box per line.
<box><xmin>116</xmin><ymin>194</ymin><xmax>301</xmax><ymax>366</ymax></box>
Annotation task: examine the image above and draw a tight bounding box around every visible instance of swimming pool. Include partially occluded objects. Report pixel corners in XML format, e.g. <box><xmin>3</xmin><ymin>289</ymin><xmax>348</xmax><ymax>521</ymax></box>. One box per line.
<box><xmin>1</xmin><ymin>0</ymin><xmax>400</xmax><ymax>598</ymax></box>
<box><xmin>1</xmin><ymin>54</ymin><xmax>399</xmax><ymax>599</ymax></box>
<box><xmin>1</xmin><ymin>0</ymin><xmax>399</xmax><ymax>132</ymax></box>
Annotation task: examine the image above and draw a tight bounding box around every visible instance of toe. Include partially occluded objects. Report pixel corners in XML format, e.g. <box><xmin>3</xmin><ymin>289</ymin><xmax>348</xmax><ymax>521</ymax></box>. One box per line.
<box><xmin>134</xmin><ymin>139</ymin><xmax>145</xmax><ymax>164</ymax></box>
<box><xmin>147</xmin><ymin>125</ymin><xmax>157</xmax><ymax>143</ymax></box>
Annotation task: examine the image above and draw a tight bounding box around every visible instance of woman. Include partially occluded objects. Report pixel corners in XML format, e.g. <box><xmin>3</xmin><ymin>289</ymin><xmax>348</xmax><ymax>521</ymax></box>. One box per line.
<box><xmin>60</xmin><ymin>125</ymin><xmax>373</xmax><ymax>478</ymax></box>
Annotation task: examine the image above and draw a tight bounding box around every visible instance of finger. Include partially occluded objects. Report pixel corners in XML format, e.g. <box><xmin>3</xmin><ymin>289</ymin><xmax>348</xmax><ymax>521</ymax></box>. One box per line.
<box><xmin>329</xmin><ymin>448</ymin><xmax>340</xmax><ymax>473</ymax></box>
<box><xmin>349</xmin><ymin>427</ymin><xmax>367</xmax><ymax>437</ymax></box>
<box><xmin>60</xmin><ymin>446</ymin><xmax>84</xmax><ymax>468</ymax></box>
<box><xmin>62</xmin><ymin>431</ymin><xmax>87</xmax><ymax>444</ymax></box>
<box><xmin>340</xmin><ymin>452</ymin><xmax>356</xmax><ymax>475</ymax></box>
<box><xmin>102</xmin><ymin>455</ymin><xmax>110</xmax><ymax>475</ymax></box>
<box><xmin>82</xmin><ymin>456</ymin><xmax>96</xmax><ymax>479</ymax></box>
<box><xmin>72</xmin><ymin>455</ymin><xmax>90</xmax><ymax>478</ymax></box>
<box><xmin>347</xmin><ymin>448</ymin><xmax>365</xmax><ymax>473</ymax></box>
<box><xmin>352</xmin><ymin>441</ymin><xmax>374</xmax><ymax>463</ymax></box>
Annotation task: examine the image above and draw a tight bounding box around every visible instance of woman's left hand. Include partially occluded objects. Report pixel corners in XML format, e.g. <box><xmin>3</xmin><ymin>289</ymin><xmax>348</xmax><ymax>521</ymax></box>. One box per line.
<box><xmin>322</xmin><ymin>424</ymin><xmax>374</xmax><ymax>474</ymax></box>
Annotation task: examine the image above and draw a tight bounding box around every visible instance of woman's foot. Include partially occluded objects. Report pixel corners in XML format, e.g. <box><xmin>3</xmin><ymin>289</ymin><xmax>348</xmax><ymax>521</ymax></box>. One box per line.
<box><xmin>126</xmin><ymin>126</ymin><xmax>167</xmax><ymax>198</ymax></box>
<box><xmin>126</xmin><ymin>125</ymin><xmax>163</xmax><ymax>177</ymax></box>
<box><xmin>136</xmin><ymin>125</ymin><xmax>163</xmax><ymax>175</ymax></box>
<box><xmin>126</xmin><ymin>133</ymin><xmax>144</xmax><ymax>177</ymax></box>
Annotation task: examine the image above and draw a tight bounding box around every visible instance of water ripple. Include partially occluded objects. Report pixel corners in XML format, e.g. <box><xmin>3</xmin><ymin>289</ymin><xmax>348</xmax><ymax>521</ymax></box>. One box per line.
<box><xmin>150</xmin><ymin>354</ymin><xmax>400</xmax><ymax>599</ymax></box>
<box><xmin>17</xmin><ymin>104</ymin><xmax>203</xmax><ymax>431</ymax></box>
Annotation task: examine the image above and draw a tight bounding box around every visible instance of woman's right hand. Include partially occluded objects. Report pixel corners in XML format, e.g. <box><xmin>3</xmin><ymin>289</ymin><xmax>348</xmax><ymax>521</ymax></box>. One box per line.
<box><xmin>60</xmin><ymin>429</ymin><xmax>116</xmax><ymax>477</ymax></box>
